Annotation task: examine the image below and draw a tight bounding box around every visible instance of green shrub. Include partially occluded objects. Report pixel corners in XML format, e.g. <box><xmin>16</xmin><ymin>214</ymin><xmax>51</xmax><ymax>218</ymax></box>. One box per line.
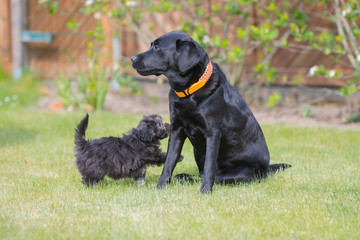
<box><xmin>266</xmin><ymin>93</ymin><xmax>282</xmax><ymax>108</ymax></box>
<box><xmin>55</xmin><ymin>65</ymin><xmax>113</xmax><ymax>111</ymax></box>
<box><xmin>302</xmin><ymin>106</ymin><xmax>312</xmax><ymax>118</ymax></box>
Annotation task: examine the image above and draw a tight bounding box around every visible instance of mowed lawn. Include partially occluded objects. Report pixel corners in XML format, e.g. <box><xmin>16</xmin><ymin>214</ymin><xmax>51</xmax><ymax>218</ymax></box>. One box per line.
<box><xmin>0</xmin><ymin>109</ymin><xmax>359</xmax><ymax>239</ymax></box>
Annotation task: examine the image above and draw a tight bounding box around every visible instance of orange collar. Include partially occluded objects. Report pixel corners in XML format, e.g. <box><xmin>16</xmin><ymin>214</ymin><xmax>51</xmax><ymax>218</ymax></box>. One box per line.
<box><xmin>175</xmin><ymin>61</ymin><xmax>213</xmax><ymax>98</ymax></box>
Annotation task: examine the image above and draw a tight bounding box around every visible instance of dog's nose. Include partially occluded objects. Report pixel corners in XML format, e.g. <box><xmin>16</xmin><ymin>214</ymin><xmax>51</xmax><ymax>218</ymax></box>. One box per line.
<box><xmin>131</xmin><ymin>56</ymin><xmax>138</xmax><ymax>63</ymax></box>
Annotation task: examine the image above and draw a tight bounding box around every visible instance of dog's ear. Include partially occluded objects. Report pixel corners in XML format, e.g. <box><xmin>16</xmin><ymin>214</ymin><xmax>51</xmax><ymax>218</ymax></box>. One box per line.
<box><xmin>136</xmin><ymin>125</ymin><xmax>154</xmax><ymax>142</ymax></box>
<box><xmin>176</xmin><ymin>40</ymin><xmax>203</xmax><ymax>74</ymax></box>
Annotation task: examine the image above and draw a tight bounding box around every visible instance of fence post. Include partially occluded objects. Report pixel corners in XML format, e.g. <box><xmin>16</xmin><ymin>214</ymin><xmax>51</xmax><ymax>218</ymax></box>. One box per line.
<box><xmin>10</xmin><ymin>0</ymin><xmax>25</xmax><ymax>80</ymax></box>
<box><xmin>0</xmin><ymin>0</ymin><xmax>12</xmax><ymax>75</ymax></box>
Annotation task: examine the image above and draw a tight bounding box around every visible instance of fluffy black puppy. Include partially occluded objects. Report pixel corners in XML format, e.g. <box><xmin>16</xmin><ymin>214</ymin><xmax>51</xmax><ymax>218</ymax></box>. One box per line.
<box><xmin>131</xmin><ymin>31</ymin><xmax>291</xmax><ymax>193</ymax></box>
<box><xmin>74</xmin><ymin>114</ymin><xmax>173</xmax><ymax>186</ymax></box>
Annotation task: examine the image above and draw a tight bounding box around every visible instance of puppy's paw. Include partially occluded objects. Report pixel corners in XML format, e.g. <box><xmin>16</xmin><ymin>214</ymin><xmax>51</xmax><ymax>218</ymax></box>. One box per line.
<box><xmin>82</xmin><ymin>177</ymin><xmax>100</xmax><ymax>187</ymax></box>
<box><xmin>135</xmin><ymin>178</ymin><xmax>146</xmax><ymax>186</ymax></box>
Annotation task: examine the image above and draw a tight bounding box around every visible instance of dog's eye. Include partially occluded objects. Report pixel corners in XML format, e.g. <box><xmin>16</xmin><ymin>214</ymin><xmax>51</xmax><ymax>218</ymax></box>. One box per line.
<box><xmin>154</xmin><ymin>45</ymin><xmax>160</xmax><ymax>50</ymax></box>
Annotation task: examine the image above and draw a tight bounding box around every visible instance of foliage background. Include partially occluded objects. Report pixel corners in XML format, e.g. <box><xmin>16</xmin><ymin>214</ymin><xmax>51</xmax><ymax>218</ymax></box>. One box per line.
<box><xmin>35</xmin><ymin>0</ymin><xmax>360</xmax><ymax>112</ymax></box>
<box><xmin>49</xmin><ymin>0</ymin><xmax>360</xmax><ymax>90</ymax></box>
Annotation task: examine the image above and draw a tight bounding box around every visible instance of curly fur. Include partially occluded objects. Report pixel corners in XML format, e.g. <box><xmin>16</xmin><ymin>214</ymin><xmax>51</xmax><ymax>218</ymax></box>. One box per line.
<box><xmin>74</xmin><ymin>114</ymin><xmax>177</xmax><ymax>186</ymax></box>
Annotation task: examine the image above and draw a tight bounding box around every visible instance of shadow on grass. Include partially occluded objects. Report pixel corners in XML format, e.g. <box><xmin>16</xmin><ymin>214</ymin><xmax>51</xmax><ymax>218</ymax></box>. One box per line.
<box><xmin>0</xmin><ymin>126</ymin><xmax>37</xmax><ymax>147</ymax></box>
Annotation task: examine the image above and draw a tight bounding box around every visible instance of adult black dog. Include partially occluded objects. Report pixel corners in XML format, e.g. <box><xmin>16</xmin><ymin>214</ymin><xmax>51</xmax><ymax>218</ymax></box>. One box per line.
<box><xmin>131</xmin><ymin>31</ymin><xmax>290</xmax><ymax>193</ymax></box>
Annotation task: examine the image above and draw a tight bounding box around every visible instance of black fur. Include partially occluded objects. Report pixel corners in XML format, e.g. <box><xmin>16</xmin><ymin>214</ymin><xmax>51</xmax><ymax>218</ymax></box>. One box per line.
<box><xmin>74</xmin><ymin>114</ymin><xmax>180</xmax><ymax>186</ymax></box>
<box><xmin>132</xmin><ymin>31</ymin><xmax>291</xmax><ymax>193</ymax></box>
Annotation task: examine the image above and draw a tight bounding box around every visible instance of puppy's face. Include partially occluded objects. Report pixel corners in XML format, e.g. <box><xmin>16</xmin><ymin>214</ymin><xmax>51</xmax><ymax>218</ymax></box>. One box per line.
<box><xmin>136</xmin><ymin>115</ymin><xmax>170</xmax><ymax>142</ymax></box>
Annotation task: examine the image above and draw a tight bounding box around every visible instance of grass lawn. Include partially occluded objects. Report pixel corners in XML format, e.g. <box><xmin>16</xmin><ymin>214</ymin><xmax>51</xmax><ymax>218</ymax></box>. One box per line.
<box><xmin>0</xmin><ymin>108</ymin><xmax>359</xmax><ymax>239</ymax></box>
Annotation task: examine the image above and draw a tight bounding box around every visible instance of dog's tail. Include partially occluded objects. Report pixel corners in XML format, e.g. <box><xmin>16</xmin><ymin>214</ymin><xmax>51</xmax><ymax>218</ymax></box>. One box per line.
<box><xmin>75</xmin><ymin>114</ymin><xmax>89</xmax><ymax>149</ymax></box>
<box><xmin>268</xmin><ymin>163</ymin><xmax>292</xmax><ymax>173</ymax></box>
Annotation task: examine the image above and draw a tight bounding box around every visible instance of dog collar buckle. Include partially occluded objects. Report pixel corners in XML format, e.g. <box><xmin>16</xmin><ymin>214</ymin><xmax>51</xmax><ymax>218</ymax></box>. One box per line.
<box><xmin>175</xmin><ymin>61</ymin><xmax>213</xmax><ymax>98</ymax></box>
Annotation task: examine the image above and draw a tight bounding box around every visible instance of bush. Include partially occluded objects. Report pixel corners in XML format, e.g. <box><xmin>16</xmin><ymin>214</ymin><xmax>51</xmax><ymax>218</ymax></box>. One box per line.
<box><xmin>266</xmin><ymin>93</ymin><xmax>282</xmax><ymax>108</ymax></box>
<box><xmin>55</xmin><ymin>65</ymin><xmax>113</xmax><ymax>111</ymax></box>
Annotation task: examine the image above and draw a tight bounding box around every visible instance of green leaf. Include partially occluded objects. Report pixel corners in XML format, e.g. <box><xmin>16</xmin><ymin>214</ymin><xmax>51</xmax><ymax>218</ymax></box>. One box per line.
<box><xmin>280</xmin><ymin>12</ymin><xmax>288</xmax><ymax>21</ymax></box>
<box><xmin>211</xmin><ymin>3</ymin><xmax>221</xmax><ymax>14</ymax></box>
<box><xmin>148</xmin><ymin>23</ymin><xmax>154</xmax><ymax>31</ymax></box>
<box><xmin>228</xmin><ymin>46</ymin><xmax>244</xmax><ymax>63</ymax></box>
<box><xmin>324</xmin><ymin>48</ymin><xmax>331</xmax><ymax>55</ymax></box>
<box><xmin>291</xmin><ymin>75</ymin><xmax>301</xmax><ymax>85</ymax></box>
<box><xmin>269</xmin><ymin>28</ymin><xmax>279</xmax><ymax>40</ymax></box>
<box><xmin>290</xmin><ymin>23</ymin><xmax>299</xmax><ymax>32</ymax></box>
<box><xmin>267</xmin><ymin>2</ymin><xmax>276</xmax><ymax>11</ymax></box>
<box><xmin>49</xmin><ymin>1</ymin><xmax>59</xmax><ymax>15</ymax></box>
<box><xmin>283</xmin><ymin>1</ymin><xmax>292</xmax><ymax>9</ymax></box>
<box><xmin>335</xmin><ymin>35</ymin><xmax>343</xmax><ymax>43</ymax></box>
<box><xmin>66</xmin><ymin>19</ymin><xmax>78</xmax><ymax>31</ymax></box>
<box><xmin>340</xmin><ymin>85</ymin><xmax>358</xmax><ymax>96</ymax></box>
<box><xmin>221</xmin><ymin>39</ymin><xmax>230</xmax><ymax>49</ymax></box>
<box><xmin>302</xmin><ymin>106</ymin><xmax>312</xmax><ymax>118</ymax></box>
<box><xmin>281</xmin><ymin>38</ymin><xmax>289</xmax><ymax>47</ymax></box>
<box><xmin>213</xmin><ymin>34</ymin><xmax>221</xmax><ymax>47</ymax></box>
<box><xmin>254</xmin><ymin>63</ymin><xmax>263</xmax><ymax>75</ymax></box>
<box><xmin>266</xmin><ymin>93</ymin><xmax>282</xmax><ymax>108</ymax></box>
<box><xmin>291</xmin><ymin>10</ymin><xmax>308</xmax><ymax>26</ymax></box>
<box><xmin>250</xmin><ymin>25</ymin><xmax>260</xmax><ymax>39</ymax></box>
<box><xmin>236</xmin><ymin>28</ymin><xmax>248</xmax><ymax>39</ymax></box>
<box><xmin>196</xmin><ymin>7</ymin><xmax>206</xmax><ymax>17</ymax></box>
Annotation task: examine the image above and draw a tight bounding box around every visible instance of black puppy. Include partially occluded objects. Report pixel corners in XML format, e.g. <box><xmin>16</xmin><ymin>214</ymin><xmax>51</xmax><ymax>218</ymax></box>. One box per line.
<box><xmin>74</xmin><ymin>114</ymin><xmax>174</xmax><ymax>186</ymax></box>
<box><xmin>132</xmin><ymin>31</ymin><xmax>291</xmax><ymax>193</ymax></box>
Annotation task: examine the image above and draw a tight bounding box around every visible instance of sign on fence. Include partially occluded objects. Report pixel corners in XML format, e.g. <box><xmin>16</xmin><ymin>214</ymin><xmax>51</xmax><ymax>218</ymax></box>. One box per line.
<box><xmin>21</xmin><ymin>31</ymin><xmax>53</xmax><ymax>43</ymax></box>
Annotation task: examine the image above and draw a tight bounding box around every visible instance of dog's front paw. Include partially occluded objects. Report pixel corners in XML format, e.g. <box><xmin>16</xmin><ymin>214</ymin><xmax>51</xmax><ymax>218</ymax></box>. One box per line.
<box><xmin>156</xmin><ymin>178</ymin><xmax>170</xmax><ymax>189</ymax></box>
<box><xmin>200</xmin><ymin>183</ymin><xmax>213</xmax><ymax>194</ymax></box>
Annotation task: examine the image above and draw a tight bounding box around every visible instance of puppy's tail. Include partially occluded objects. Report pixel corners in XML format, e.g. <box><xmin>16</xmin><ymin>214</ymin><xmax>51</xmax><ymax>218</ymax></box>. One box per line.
<box><xmin>75</xmin><ymin>114</ymin><xmax>89</xmax><ymax>149</ymax></box>
<box><xmin>268</xmin><ymin>163</ymin><xmax>292</xmax><ymax>173</ymax></box>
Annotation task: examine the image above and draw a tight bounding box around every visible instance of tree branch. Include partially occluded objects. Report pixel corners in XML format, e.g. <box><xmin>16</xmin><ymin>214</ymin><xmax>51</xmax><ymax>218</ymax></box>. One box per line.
<box><xmin>333</xmin><ymin>0</ymin><xmax>358</xmax><ymax>70</ymax></box>
<box><xmin>240</xmin><ymin>29</ymin><xmax>292</xmax><ymax>92</ymax></box>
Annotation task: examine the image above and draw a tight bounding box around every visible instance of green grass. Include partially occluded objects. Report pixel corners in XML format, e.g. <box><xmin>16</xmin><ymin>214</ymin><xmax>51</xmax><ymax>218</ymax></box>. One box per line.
<box><xmin>0</xmin><ymin>109</ymin><xmax>359</xmax><ymax>239</ymax></box>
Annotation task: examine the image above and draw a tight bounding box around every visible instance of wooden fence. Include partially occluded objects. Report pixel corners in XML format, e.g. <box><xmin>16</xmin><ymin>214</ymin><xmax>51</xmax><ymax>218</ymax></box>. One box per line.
<box><xmin>0</xmin><ymin>0</ymin><xmax>12</xmax><ymax>74</ymax></box>
<box><xmin>0</xmin><ymin>0</ymin><xmax>354</xmax><ymax>86</ymax></box>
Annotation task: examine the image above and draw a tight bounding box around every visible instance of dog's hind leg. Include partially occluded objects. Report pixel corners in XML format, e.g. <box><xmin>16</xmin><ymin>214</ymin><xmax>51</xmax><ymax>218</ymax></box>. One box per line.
<box><xmin>174</xmin><ymin>173</ymin><xmax>196</xmax><ymax>184</ymax></box>
<box><xmin>214</xmin><ymin>166</ymin><xmax>267</xmax><ymax>185</ymax></box>
<box><xmin>268</xmin><ymin>163</ymin><xmax>291</xmax><ymax>172</ymax></box>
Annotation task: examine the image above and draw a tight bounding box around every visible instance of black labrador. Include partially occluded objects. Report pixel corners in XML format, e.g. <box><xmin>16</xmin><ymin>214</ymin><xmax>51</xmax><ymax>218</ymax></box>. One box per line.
<box><xmin>131</xmin><ymin>31</ymin><xmax>290</xmax><ymax>193</ymax></box>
